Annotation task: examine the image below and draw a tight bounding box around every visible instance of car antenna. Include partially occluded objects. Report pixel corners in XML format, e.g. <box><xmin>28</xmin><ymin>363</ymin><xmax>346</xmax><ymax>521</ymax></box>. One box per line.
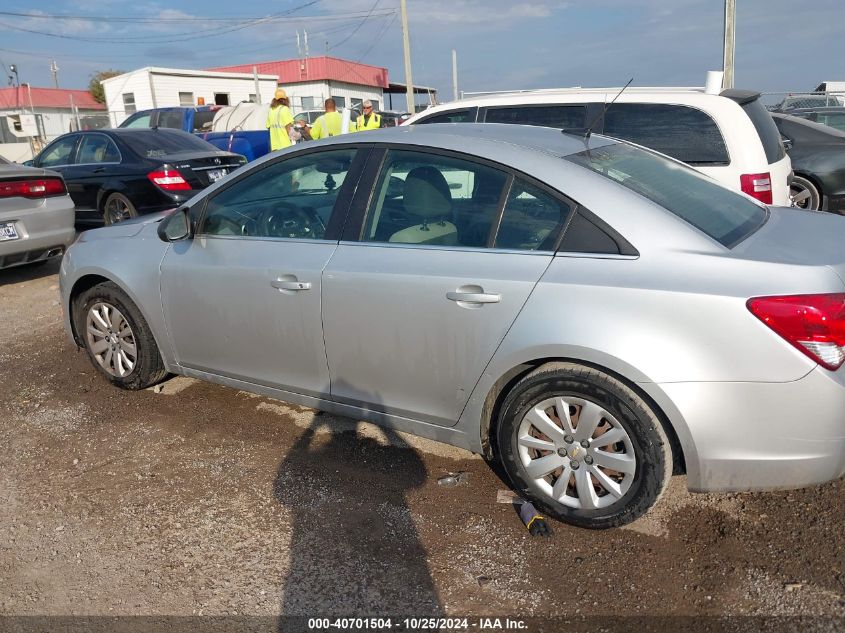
<box><xmin>564</xmin><ymin>77</ymin><xmax>634</xmax><ymax>140</ymax></box>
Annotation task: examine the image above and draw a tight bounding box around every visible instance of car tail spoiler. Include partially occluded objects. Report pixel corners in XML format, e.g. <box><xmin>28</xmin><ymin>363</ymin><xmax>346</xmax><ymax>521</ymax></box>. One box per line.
<box><xmin>720</xmin><ymin>89</ymin><xmax>762</xmax><ymax>105</ymax></box>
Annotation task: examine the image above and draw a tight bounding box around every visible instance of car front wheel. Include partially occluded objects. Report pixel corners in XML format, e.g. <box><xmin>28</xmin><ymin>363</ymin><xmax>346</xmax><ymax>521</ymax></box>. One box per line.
<box><xmin>74</xmin><ymin>281</ymin><xmax>168</xmax><ymax>390</ymax></box>
<box><xmin>496</xmin><ymin>362</ymin><xmax>672</xmax><ymax>529</ymax></box>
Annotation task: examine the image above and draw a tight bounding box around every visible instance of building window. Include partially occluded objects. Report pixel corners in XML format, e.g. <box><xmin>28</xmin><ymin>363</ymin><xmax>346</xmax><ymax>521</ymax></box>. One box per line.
<box><xmin>371</xmin><ymin>99</ymin><xmax>380</xmax><ymax>111</ymax></box>
<box><xmin>248</xmin><ymin>94</ymin><xmax>257</xmax><ymax>103</ymax></box>
<box><xmin>332</xmin><ymin>96</ymin><xmax>346</xmax><ymax>108</ymax></box>
<box><xmin>214</xmin><ymin>93</ymin><xmax>230</xmax><ymax>106</ymax></box>
<box><xmin>301</xmin><ymin>96</ymin><xmax>318</xmax><ymax>110</ymax></box>
<box><xmin>122</xmin><ymin>93</ymin><xmax>136</xmax><ymax>115</ymax></box>
<box><xmin>179</xmin><ymin>92</ymin><xmax>195</xmax><ymax>107</ymax></box>
<box><xmin>351</xmin><ymin>98</ymin><xmax>363</xmax><ymax>112</ymax></box>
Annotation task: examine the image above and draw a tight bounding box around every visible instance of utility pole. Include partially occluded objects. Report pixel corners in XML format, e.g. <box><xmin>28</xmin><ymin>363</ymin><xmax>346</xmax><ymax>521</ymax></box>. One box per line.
<box><xmin>451</xmin><ymin>49</ymin><xmax>458</xmax><ymax>101</ymax></box>
<box><xmin>50</xmin><ymin>59</ymin><xmax>59</xmax><ymax>89</ymax></box>
<box><xmin>400</xmin><ymin>0</ymin><xmax>414</xmax><ymax>113</ymax></box>
<box><xmin>722</xmin><ymin>0</ymin><xmax>735</xmax><ymax>90</ymax></box>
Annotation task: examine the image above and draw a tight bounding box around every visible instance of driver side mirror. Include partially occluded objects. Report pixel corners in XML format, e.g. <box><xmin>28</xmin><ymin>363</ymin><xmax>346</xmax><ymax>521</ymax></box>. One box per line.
<box><xmin>158</xmin><ymin>207</ymin><xmax>193</xmax><ymax>242</ymax></box>
<box><xmin>781</xmin><ymin>135</ymin><xmax>793</xmax><ymax>152</ymax></box>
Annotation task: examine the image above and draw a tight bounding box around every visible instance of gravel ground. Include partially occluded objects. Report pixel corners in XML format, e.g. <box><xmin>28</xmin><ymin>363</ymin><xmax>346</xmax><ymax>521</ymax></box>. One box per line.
<box><xmin>0</xmin><ymin>262</ymin><xmax>844</xmax><ymax>629</ymax></box>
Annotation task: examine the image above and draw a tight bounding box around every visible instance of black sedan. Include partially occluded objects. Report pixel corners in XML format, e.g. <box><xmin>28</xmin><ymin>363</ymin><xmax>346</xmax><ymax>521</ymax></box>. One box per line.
<box><xmin>30</xmin><ymin>128</ymin><xmax>246</xmax><ymax>224</ymax></box>
<box><xmin>772</xmin><ymin>113</ymin><xmax>845</xmax><ymax>213</ymax></box>
<box><xmin>778</xmin><ymin>106</ymin><xmax>845</xmax><ymax>134</ymax></box>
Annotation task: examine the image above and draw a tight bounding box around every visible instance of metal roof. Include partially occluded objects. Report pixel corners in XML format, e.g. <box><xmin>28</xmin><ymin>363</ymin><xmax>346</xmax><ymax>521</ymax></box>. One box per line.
<box><xmin>207</xmin><ymin>56</ymin><xmax>389</xmax><ymax>89</ymax></box>
<box><xmin>0</xmin><ymin>87</ymin><xmax>105</xmax><ymax>110</ymax></box>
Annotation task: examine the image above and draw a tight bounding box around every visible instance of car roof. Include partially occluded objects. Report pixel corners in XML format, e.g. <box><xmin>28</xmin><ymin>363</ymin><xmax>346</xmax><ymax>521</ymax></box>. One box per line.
<box><xmin>324</xmin><ymin>122</ymin><xmax>618</xmax><ymax>158</ymax></box>
<box><xmin>772</xmin><ymin>113</ymin><xmax>845</xmax><ymax>139</ymax></box>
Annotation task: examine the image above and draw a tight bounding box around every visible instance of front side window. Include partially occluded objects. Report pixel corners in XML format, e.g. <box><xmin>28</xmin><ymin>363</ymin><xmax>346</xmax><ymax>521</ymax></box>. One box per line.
<box><xmin>38</xmin><ymin>136</ymin><xmax>78</xmax><ymax>168</ymax></box>
<box><xmin>121</xmin><ymin>112</ymin><xmax>151</xmax><ymax>128</ymax></box>
<box><xmin>122</xmin><ymin>93</ymin><xmax>136</xmax><ymax>115</ymax></box>
<box><xmin>201</xmin><ymin>148</ymin><xmax>356</xmax><ymax>240</ymax></box>
<box><xmin>495</xmin><ymin>179</ymin><xmax>572</xmax><ymax>250</ymax></box>
<box><xmin>602</xmin><ymin>104</ymin><xmax>729</xmax><ymax>165</ymax></box>
<box><xmin>816</xmin><ymin>112</ymin><xmax>845</xmax><ymax>132</ymax></box>
<box><xmin>417</xmin><ymin>109</ymin><xmax>475</xmax><ymax>125</ymax></box>
<box><xmin>566</xmin><ymin>143</ymin><xmax>767</xmax><ymax>247</ymax></box>
<box><xmin>362</xmin><ymin>149</ymin><xmax>508</xmax><ymax>248</ymax></box>
<box><xmin>485</xmin><ymin>105</ymin><xmax>586</xmax><ymax>130</ymax></box>
<box><xmin>76</xmin><ymin>135</ymin><xmax>120</xmax><ymax>164</ymax></box>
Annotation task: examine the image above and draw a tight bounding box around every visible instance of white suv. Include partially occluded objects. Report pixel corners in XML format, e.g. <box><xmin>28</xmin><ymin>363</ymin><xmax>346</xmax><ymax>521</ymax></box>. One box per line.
<box><xmin>405</xmin><ymin>87</ymin><xmax>791</xmax><ymax>206</ymax></box>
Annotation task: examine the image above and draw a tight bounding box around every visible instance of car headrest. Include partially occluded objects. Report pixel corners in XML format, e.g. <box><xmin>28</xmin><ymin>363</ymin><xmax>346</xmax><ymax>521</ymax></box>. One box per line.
<box><xmin>403</xmin><ymin>166</ymin><xmax>452</xmax><ymax>218</ymax></box>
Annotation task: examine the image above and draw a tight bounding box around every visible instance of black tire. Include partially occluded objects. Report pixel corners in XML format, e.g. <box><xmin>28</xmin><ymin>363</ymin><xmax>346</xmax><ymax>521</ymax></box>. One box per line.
<box><xmin>790</xmin><ymin>175</ymin><xmax>822</xmax><ymax>211</ymax></box>
<box><xmin>103</xmin><ymin>192</ymin><xmax>139</xmax><ymax>225</ymax></box>
<box><xmin>496</xmin><ymin>362</ymin><xmax>672</xmax><ymax>529</ymax></box>
<box><xmin>74</xmin><ymin>281</ymin><xmax>168</xmax><ymax>390</ymax></box>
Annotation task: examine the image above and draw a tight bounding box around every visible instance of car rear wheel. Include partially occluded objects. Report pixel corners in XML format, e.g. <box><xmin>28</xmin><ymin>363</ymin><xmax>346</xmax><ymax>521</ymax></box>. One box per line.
<box><xmin>790</xmin><ymin>175</ymin><xmax>822</xmax><ymax>211</ymax></box>
<box><xmin>496</xmin><ymin>362</ymin><xmax>672</xmax><ymax>529</ymax></box>
<box><xmin>74</xmin><ymin>281</ymin><xmax>168</xmax><ymax>390</ymax></box>
<box><xmin>103</xmin><ymin>192</ymin><xmax>138</xmax><ymax>225</ymax></box>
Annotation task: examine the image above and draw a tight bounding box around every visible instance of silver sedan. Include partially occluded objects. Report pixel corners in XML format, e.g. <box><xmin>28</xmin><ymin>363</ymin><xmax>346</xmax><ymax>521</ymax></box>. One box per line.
<box><xmin>1</xmin><ymin>157</ymin><xmax>75</xmax><ymax>269</ymax></box>
<box><xmin>59</xmin><ymin>124</ymin><xmax>845</xmax><ymax>529</ymax></box>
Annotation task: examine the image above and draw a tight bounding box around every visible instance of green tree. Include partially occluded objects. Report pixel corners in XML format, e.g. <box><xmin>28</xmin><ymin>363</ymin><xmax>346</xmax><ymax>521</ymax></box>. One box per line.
<box><xmin>88</xmin><ymin>70</ymin><xmax>123</xmax><ymax>104</ymax></box>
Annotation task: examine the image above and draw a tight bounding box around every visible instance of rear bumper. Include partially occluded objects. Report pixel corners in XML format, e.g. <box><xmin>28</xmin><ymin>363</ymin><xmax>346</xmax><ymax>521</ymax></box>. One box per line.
<box><xmin>650</xmin><ymin>367</ymin><xmax>845</xmax><ymax>492</ymax></box>
<box><xmin>0</xmin><ymin>197</ymin><xmax>76</xmax><ymax>269</ymax></box>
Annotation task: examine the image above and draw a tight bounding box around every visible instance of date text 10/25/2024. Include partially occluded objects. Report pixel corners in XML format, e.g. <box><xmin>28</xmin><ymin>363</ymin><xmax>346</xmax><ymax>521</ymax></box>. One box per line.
<box><xmin>307</xmin><ymin>618</ymin><xmax>528</xmax><ymax>630</ymax></box>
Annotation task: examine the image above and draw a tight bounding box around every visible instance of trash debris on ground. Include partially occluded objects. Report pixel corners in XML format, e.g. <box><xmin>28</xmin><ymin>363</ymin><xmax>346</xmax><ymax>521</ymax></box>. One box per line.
<box><xmin>518</xmin><ymin>501</ymin><xmax>553</xmax><ymax>538</ymax></box>
<box><xmin>476</xmin><ymin>575</ymin><xmax>492</xmax><ymax>587</ymax></box>
<box><xmin>496</xmin><ymin>489</ymin><xmax>521</xmax><ymax>504</ymax></box>
<box><xmin>152</xmin><ymin>384</ymin><xmax>164</xmax><ymax>393</ymax></box>
<box><xmin>783</xmin><ymin>581</ymin><xmax>806</xmax><ymax>591</ymax></box>
<box><xmin>437</xmin><ymin>471</ymin><xmax>469</xmax><ymax>487</ymax></box>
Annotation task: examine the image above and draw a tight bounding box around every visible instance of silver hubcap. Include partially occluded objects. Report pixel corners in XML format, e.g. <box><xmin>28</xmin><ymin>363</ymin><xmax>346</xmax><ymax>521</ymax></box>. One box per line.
<box><xmin>517</xmin><ymin>396</ymin><xmax>636</xmax><ymax>510</ymax></box>
<box><xmin>85</xmin><ymin>302</ymin><xmax>137</xmax><ymax>378</ymax></box>
<box><xmin>790</xmin><ymin>183</ymin><xmax>817</xmax><ymax>210</ymax></box>
<box><xmin>106</xmin><ymin>198</ymin><xmax>131</xmax><ymax>223</ymax></box>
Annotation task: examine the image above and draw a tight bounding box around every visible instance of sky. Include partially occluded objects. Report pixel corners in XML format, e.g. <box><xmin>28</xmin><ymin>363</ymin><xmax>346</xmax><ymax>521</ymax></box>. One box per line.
<box><xmin>0</xmin><ymin>0</ymin><xmax>842</xmax><ymax>104</ymax></box>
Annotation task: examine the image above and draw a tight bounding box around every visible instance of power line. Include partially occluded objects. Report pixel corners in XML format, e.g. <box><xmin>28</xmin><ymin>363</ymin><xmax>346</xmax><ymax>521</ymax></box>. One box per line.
<box><xmin>328</xmin><ymin>0</ymin><xmax>380</xmax><ymax>52</ymax></box>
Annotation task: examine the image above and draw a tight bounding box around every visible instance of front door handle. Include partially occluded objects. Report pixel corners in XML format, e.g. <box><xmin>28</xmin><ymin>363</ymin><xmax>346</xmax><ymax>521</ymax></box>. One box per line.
<box><xmin>447</xmin><ymin>289</ymin><xmax>501</xmax><ymax>304</ymax></box>
<box><xmin>271</xmin><ymin>279</ymin><xmax>311</xmax><ymax>291</ymax></box>
<box><xmin>92</xmin><ymin>167</ymin><xmax>106</xmax><ymax>174</ymax></box>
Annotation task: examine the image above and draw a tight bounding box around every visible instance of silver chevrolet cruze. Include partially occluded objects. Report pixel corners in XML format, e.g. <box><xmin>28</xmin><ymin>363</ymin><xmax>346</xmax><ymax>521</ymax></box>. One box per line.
<box><xmin>59</xmin><ymin>124</ymin><xmax>845</xmax><ymax>529</ymax></box>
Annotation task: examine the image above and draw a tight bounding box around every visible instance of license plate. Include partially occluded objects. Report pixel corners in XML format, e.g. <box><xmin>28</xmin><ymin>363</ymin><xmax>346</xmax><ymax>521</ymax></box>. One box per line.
<box><xmin>207</xmin><ymin>169</ymin><xmax>228</xmax><ymax>182</ymax></box>
<box><xmin>0</xmin><ymin>222</ymin><xmax>18</xmax><ymax>241</ymax></box>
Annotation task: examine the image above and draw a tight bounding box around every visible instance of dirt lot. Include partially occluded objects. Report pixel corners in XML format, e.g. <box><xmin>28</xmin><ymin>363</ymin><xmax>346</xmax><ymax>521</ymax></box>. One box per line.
<box><xmin>1</xmin><ymin>262</ymin><xmax>844</xmax><ymax>629</ymax></box>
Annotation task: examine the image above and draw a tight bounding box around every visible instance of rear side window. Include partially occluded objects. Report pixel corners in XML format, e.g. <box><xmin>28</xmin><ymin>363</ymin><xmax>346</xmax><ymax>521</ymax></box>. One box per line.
<box><xmin>416</xmin><ymin>109</ymin><xmax>476</xmax><ymax>124</ymax></box>
<box><xmin>740</xmin><ymin>99</ymin><xmax>785</xmax><ymax>163</ymax></box>
<box><xmin>602</xmin><ymin>104</ymin><xmax>729</xmax><ymax>165</ymax></box>
<box><xmin>484</xmin><ymin>105</ymin><xmax>586</xmax><ymax>130</ymax></box>
<box><xmin>495</xmin><ymin>179</ymin><xmax>572</xmax><ymax>250</ymax></box>
<box><xmin>566</xmin><ymin>143</ymin><xmax>767</xmax><ymax>247</ymax></box>
<box><xmin>157</xmin><ymin>110</ymin><xmax>184</xmax><ymax>130</ymax></box>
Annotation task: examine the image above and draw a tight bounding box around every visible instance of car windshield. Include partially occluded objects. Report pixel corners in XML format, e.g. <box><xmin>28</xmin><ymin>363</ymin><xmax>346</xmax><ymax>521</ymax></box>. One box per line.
<box><xmin>120</xmin><ymin>130</ymin><xmax>217</xmax><ymax>158</ymax></box>
<box><xmin>565</xmin><ymin>143</ymin><xmax>768</xmax><ymax>247</ymax></box>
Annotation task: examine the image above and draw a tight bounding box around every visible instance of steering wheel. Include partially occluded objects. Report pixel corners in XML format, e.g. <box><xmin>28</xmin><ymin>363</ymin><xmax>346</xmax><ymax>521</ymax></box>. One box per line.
<box><xmin>258</xmin><ymin>203</ymin><xmax>325</xmax><ymax>239</ymax></box>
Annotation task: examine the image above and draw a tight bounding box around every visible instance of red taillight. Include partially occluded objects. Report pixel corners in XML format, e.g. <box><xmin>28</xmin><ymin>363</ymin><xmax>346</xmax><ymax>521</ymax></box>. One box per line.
<box><xmin>147</xmin><ymin>169</ymin><xmax>191</xmax><ymax>191</ymax></box>
<box><xmin>0</xmin><ymin>177</ymin><xmax>66</xmax><ymax>199</ymax></box>
<box><xmin>748</xmin><ymin>293</ymin><xmax>845</xmax><ymax>370</ymax></box>
<box><xmin>740</xmin><ymin>172</ymin><xmax>773</xmax><ymax>204</ymax></box>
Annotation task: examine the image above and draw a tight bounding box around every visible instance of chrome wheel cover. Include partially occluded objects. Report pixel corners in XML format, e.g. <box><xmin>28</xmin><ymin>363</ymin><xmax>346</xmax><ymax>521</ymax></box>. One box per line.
<box><xmin>85</xmin><ymin>302</ymin><xmax>137</xmax><ymax>378</ymax></box>
<box><xmin>517</xmin><ymin>396</ymin><xmax>636</xmax><ymax>510</ymax></box>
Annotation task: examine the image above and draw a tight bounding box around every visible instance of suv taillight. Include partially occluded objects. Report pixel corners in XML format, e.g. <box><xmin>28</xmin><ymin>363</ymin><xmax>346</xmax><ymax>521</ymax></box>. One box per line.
<box><xmin>0</xmin><ymin>177</ymin><xmax>66</xmax><ymax>199</ymax></box>
<box><xmin>748</xmin><ymin>293</ymin><xmax>845</xmax><ymax>370</ymax></box>
<box><xmin>147</xmin><ymin>169</ymin><xmax>191</xmax><ymax>191</ymax></box>
<box><xmin>740</xmin><ymin>172</ymin><xmax>773</xmax><ymax>204</ymax></box>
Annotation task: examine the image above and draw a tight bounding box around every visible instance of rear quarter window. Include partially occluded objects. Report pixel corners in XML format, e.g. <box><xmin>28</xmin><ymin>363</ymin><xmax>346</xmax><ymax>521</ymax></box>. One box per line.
<box><xmin>740</xmin><ymin>99</ymin><xmax>785</xmax><ymax>163</ymax></box>
<box><xmin>602</xmin><ymin>103</ymin><xmax>729</xmax><ymax>165</ymax></box>
<box><xmin>415</xmin><ymin>109</ymin><xmax>476</xmax><ymax>124</ymax></box>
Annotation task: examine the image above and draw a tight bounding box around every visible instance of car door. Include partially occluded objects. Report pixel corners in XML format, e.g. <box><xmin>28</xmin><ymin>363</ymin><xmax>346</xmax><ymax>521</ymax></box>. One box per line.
<box><xmin>159</xmin><ymin>146</ymin><xmax>367</xmax><ymax>397</ymax></box>
<box><xmin>321</xmin><ymin>148</ymin><xmax>572</xmax><ymax>427</ymax></box>
<box><xmin>34</xmin><ymin>134</ymin><xmax>80</xmax><ymax>183</ymax></box>
<box><xmin>60</xmin><ymin>133</ymin><xmax>123</xmax><ymax>220</ymax></box>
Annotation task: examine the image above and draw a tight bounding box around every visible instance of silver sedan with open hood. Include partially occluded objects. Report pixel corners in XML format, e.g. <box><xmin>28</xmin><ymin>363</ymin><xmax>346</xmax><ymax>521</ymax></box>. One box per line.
<box><xmin>59</xmin><ymin>124</ymin><xmax>845</xmax><ymax>528</ymax></box>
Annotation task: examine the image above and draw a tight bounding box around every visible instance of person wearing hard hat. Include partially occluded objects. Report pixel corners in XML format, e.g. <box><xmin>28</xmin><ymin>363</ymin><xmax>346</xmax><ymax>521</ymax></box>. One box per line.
<box><xmin>355</xmin><ymin>100</ymin><xmax>381</xmax><ymax>131</ymax></box>
<box><xmin>305</xmin><ymin>98</ymin><xmax>345</xmax><ymax>140</ymax></box>
<box><xmin>266</xmin><ymin>88</ymin><xmax>295</xmax><ymax>151</ymax></box>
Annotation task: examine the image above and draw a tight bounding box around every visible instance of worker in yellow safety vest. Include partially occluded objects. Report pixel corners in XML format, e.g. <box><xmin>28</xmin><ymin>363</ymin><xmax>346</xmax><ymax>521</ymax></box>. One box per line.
<box><xmin>305</xmin><ymin>98</ymin><xmax>346</xmax><ymax>140</ymax></box>
<box><xmin>355</xmin><ymin>100</ymin><xmax>381</xmax><ymax>131</ymax></box>
<box><xmin>265</xmin><ymin>88</ymin><xmax>295</xmax><ymax>151</ymax></box>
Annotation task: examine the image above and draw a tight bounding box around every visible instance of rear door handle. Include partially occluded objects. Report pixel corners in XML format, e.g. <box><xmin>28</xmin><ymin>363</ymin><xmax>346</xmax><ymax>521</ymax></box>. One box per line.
<box><xmin>271</xmin><ymin>279</ymin><xmax>311</xmax><ymax>291</ymax></box>
<box><xmin>91</xmin><ymin>167</ymin><xmax>106</xmax><ymax>174</ymax></box>
<box><xmin>446</xmin><ymin>291</ymin><xmax>501</xmax><ymax>304</ymax></box>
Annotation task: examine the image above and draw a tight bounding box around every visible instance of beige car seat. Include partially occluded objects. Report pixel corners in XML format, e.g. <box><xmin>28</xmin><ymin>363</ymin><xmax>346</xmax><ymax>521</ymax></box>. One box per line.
<box><xmin>389</xmin><ymin>166</ymin><xmax>458</xmax><ymax>246</ymax></box>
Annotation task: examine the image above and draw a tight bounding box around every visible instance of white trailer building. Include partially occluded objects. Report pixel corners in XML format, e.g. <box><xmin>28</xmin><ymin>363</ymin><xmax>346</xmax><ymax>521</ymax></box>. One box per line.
<box><xmin>101</xmin><ymin>67</ymin><xmax>279</xmax><ymax>126</ymax></box>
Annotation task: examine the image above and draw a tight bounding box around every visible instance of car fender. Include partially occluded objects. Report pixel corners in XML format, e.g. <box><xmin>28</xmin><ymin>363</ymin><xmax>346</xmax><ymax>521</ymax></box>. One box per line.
<box><xmin>95</xmin><ymin>179</ymin><xmax>134</xmax><ymax>211</ymax></box>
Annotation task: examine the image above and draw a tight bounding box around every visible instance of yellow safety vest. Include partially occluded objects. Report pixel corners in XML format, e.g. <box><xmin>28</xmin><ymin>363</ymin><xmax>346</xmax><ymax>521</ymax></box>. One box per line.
<box><xmin>310</xmin><ymin>111</ymin><xmax>344</xmax><ymax>140</ymax></box>
<box><xmin>356</xmin><ymin>112</ymin><xmax>381</xmax><ymax>131</ymax></box>
<box><xmin>266</xmin><ymin>105</ymin><xmax>294</xmax><ymax>151</ymax></box>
